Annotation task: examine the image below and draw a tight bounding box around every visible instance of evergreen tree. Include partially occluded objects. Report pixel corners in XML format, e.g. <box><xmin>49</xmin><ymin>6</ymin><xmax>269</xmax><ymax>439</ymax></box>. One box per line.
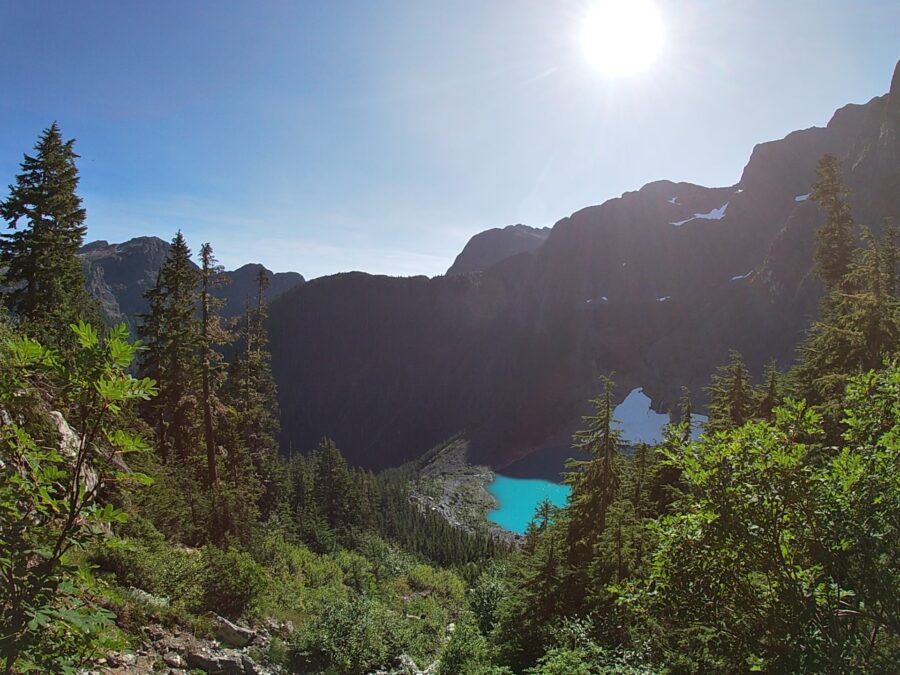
<box><xmin>0</xmin><ymin>123</ymin><xmax>97</xmax><ymax>350</ymax></box>
<box><xmin>704</xmin><ymin>350</ymin><xmax>753</xmax><ymax>433</ymax></box>
<box><xmin>754</xmin><ymin>359</ymin><xmax>782</xmax><ymax>422</ymax></box>
<box><xmin>676</xmin><ymin>385</ymin><xmax>693</xmax><ymax>443</ymax></box>
<box><xmin>226</xmin><ymin>268</ymin><xmax>282</xmax><ymax>518</ymax></box>
<box><xmin>812</xmin><ymin>153</ymin><xmax>855</xmax><ymax>290</ymax></box>
<box><xmin>138</xmin><ymin>231</ymin><xmax>201</xmax><ymax>464</ymax></box>
<box><xmin>564</xmin><ymin>377</ymin><xmax>622</xmax><ymax>565</ymax></box>
<box><xmin>199</xmin><ymin>242</ymin><xmax>229</xmax><ymax>489</ymax></box>
<box><xmin>313</xmin><ymin>438</ymin><xmax>355</xmax><ymax>530</ymax></box>
<box><xmin>792</xmin><ymin>224</ymin><xmax>900</xmax><ymax>424</ymax></box>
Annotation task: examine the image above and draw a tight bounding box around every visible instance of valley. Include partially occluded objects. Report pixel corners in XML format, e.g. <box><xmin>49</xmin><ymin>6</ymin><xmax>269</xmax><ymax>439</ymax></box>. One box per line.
<box><xmin>2</xmin><ymin>22</ymin><xmax>897</xmax><ymax>670</ymax></box>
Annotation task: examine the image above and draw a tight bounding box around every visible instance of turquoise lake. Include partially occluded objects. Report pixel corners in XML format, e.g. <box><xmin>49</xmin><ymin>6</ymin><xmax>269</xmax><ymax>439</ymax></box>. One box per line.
<box><xmin>487</xmin><ymin>475</ymin><xmax>571</xmax><ymax>535</ymax></box>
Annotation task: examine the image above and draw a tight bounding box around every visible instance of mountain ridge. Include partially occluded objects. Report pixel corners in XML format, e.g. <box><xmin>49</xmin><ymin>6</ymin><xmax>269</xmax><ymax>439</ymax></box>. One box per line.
<box><xmin>79</xmin><ymin>236</ymin><xmax>305</xmax><ymax>331</ymax></box>
<box><xmin>267</xmin><ymin>61</ymin><xmax>900</xmax><ymax>473</ymax></box>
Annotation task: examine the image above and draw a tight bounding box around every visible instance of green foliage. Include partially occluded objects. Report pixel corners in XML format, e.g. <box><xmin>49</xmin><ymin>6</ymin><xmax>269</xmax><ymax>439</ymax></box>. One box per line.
<box><xmin>0</xmin><ymin>123</ymin><xmax>99</xmax><ymax>354</ymax></box>
<box><xmin>812</xmin><ymin>153</ymin><xmax>855</xmax><ymax>290</ymax></box>
<box><xmin>288</xmin><ymin>594</ymin><xmax>399</xmax><ymax>674</ymax></box>
<box><xmin>0</xmin><ymin>323</ymin><xmax>155</xmax><ymax>673</ymax></box>
<box><xmin>704</xmin><ymin>349</ymin><xmax>753</xmax><ymax>433</ymax></box>
<box><xmin>633</xmin><ymin>367</ymin><xmax>900</xmax><ymax>671</ymax></box>
<box><xmin>199</xmin><ymin>546</ymin><xmax>267</xmax><ymax>619</ymax></box>
<box><xmin>438</xmin><ymin>620</ymin><xmax>510</xmax><ymax>675</ymax></box>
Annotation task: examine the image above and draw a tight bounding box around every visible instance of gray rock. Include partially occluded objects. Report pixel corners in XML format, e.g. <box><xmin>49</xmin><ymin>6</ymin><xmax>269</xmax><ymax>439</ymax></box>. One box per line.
<box><xmin>163</xmin><ymin>651</ymin><xmax>186</xmax><ymax>669</ymax></box>
<box><xmin>129</xmin><ymin>586</ymin><xmax>170</xmax><ymax>609</ymax></box>
<box><xmin>212</xmin><ymin>613</ymin><xmax>256</xmax><ymax>647</ymax></box>
<box><xmin>185</xmin><ymin>648</ymin><xmax>245</xmax><ymax>674</ymax></box>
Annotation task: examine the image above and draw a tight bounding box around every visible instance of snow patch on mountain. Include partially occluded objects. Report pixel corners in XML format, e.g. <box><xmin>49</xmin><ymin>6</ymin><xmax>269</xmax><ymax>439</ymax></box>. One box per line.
<box><xmin>614</xmin><ymin>388</ymin><xmax>671</xmax><ymax>445</ymax></box>
<box><xmin>670</xmin><ymin>202</ymin><xmax>729</xmax><ymax>227</ymax></box>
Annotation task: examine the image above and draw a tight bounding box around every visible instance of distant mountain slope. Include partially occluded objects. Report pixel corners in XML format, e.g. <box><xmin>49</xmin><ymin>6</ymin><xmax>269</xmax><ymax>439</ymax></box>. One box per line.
<box><xmin>447</xmin><ymin>224</ymin><xmax>550</xmax><ymax>275</ymax></box>
<box><xmin>268</xmin><ymin>61</ymin><xmax>900</xmax><ymax>473</ymax></box>
<box><xmin>79</xmin><ymin>237</ymin><xmax>304</xmax><ymax>331</ymax></box>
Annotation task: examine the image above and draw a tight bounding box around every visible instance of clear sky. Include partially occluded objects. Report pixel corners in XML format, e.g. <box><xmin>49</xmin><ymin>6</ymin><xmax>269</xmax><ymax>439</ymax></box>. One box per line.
<box><xmin>1</xmin><ymin>1</ymin><xmax>897</xmax><ymax>279</ymax></box>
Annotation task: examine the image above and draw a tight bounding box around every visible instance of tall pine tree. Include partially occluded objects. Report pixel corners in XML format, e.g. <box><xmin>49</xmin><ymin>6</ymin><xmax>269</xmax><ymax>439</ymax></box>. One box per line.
<box><xmin>564</xmin><ymin>376</ymin><xmax>622</xmax><ymax>565</ymax></box>
<box><xmin>705</xmin><ymin>350</ymin><xmax>753</xmax><ymax>433</ymax></box>
<box><xmin>199</xmin><ymin>242</ymin><xmax>229</xmax><ymax>489</ymax></box>
<box><xmin>138</xmin><ymin>231</ymin><xmax>201</xmax><ymax>464</ymax></box>
<box><xmin>0</xmin><ymin>123</ymin><xmax>97</xmax><ymax>350</ymax></box>
<box><xmin>226</xmin><ymin>268</ymin><xmax>283</xmax><ymax>518</ymax></box>
<box><xmin>812</xmin><ymin>153</ymin><xmax>855</xmax><ymax>290</ymax></box>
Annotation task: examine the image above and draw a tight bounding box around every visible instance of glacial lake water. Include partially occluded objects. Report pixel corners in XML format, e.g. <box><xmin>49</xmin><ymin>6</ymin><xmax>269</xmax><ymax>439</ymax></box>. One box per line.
<box><xmin>486</xmin><ymin>475</ymin><xmax>571</xmax><ymax>535</ymax></box>
<box><xmin>485</xmin><ymin>387</ymin><xmax>708</xmax><ymax>534</ymax></box>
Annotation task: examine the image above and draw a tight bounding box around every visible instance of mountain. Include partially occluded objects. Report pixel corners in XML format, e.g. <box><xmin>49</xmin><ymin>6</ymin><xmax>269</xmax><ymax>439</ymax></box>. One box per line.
<box><xmin>79</xmin><ymin>237</ymin><xmax>305</xmax><ymax>331</ymax></box>
<box><xmin>447</xmin><ymin>224</ymin><xmax>551</xmax><ymax>275</ymax></box>
<box><xmin>268</xmin><ymin>61</ymin><xmax>900</xmax><ymax>474</ymax></box>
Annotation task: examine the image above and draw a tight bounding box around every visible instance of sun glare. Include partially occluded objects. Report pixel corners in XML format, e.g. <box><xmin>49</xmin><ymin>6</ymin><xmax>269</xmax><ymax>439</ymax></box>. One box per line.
<box><xmin>580</xmin><ymin>0</ymin><xmax>664</xmax><ymax>77</ymax></box>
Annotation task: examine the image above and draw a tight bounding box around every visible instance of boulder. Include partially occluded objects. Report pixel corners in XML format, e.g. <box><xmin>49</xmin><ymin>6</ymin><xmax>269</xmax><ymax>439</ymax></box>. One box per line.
<box><xmin>185</xmin><ymin>648</ymin><xmax>245</xmax><ymax>674</ymax></box>
<box><xmin>212</xmin><ymin>613</ymin><xmax>256</xmax><ymax>647</ymax></box>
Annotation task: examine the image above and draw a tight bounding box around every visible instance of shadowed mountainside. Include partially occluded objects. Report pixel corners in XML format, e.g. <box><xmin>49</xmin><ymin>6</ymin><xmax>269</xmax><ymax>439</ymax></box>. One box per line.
<box><xmin>268</xmin><ymin>61</ymin><xmax>900</xmax><ymax>473</ymax></box>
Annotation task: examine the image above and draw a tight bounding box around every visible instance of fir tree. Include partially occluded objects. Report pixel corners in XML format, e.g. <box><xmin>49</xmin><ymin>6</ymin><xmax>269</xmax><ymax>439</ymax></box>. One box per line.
<box><xmin>564</xmin><ymin>376</ymin><xmax>622</xmax><ymax>564</ymax></box>
<box><xmin>138</xmin><ymin>231</ymin><xmax>201</xmax><ymax>464</ymax></box>
<box><xmin>792</xmin><ymin>225</ymin><xmax>900</xmax><ymax>423</ymax></box>
<box><xmin>199</xmin><ymin>242</ymin><xmax>229</xmax><ymax>489</ymax></box>
<box><xmin>705</xmin><ymin>350</ymin><xmax>753</xmax><ymax>433</ymax></box>
<box><xmin>0</xmin><ymin>123</ymin><xmax>97</xmax><ymax>350</ymax></box>
<box><xmin>812</xmin><ymin>153</ymin><xmax>855</xmax><ymax>290</ymax></box>
<box><xmin>226</xmin><ymin>268</ymin><xmax>282</xmax><ymax>518</ymax></box>
<box><xmin>313</xmin><ymin>438</ymin><xmax>355</xmax><ymax>530</ymax></box>
<box><xmin>755</xmin><ymin>359</ymin><xmax>782</xmax><ymax>422</ymax></box>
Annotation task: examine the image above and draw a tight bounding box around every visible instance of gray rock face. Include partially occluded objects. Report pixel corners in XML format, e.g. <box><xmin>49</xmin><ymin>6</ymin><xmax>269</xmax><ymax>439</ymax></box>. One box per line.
<box><xmin>78</xmin><ymin>237</ymin><xmax>304</xmax><ymax>332</ymax></box>
<box><xmin>447</xmin><ymin>223</ymin><xmax>550</xmax><ymax>275</ymax></box>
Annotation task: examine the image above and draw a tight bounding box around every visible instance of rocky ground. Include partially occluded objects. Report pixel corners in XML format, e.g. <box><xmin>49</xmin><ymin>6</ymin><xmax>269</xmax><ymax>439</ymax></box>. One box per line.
<box><xmin>80</xmin><ymin>613</ymin><xmax>287</xmax><ymax>675</ymax></box>
<box><xmin>80</xmin><ymin>614</ymin><xmax>438</xmax><ymax>674</ymax></box>
<box><xmin>410</xmin><ymin>437</ymin><xmax>521</xmax><ymax>545</ymax></box>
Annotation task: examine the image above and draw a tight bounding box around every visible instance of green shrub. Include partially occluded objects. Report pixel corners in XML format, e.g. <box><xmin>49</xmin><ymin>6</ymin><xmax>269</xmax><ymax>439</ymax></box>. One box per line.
<box><xmin>288</xmin><ymin>595</ymin><xmax>401</xmax><ymax>675</ymax></box>
<box><xmin>199</xmin><ymin>545</ymin><xmax>268</xmax><ymax>619</ymax></box>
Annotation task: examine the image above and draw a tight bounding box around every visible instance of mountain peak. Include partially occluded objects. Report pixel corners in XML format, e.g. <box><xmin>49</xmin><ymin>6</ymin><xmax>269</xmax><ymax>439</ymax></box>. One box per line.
<box><xmin>889</xmin><ymin>59</ymin><xmax>900</xmax><ymax>115</ymax></box>
<box><xmin>447</xmin><ymin>224</ymin><xmax>551</xmax><ymax>276</ymax></box>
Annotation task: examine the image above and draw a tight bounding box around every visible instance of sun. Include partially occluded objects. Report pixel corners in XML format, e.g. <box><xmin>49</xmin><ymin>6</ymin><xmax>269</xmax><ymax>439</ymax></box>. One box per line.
<box><xmin>580</xmin><ymin>0</ymin><xmax>664</xmax><ymax>78</ymax></box>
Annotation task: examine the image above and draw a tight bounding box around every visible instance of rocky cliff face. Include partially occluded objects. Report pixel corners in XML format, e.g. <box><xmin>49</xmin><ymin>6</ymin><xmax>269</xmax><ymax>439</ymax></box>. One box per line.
<box><xmin>268</xmin><ymin>62</ymin><xmax>900</xmax><ymax>472</ymax></box>
<box><xmin>79</xmin><ymin>237</ymin><xmax>304</xmax><ymax>331</ymax></box>
<box><xmin>447</xmin><ymin>224</ymin><xmax>550</xmax><ymax>275</ymax></box>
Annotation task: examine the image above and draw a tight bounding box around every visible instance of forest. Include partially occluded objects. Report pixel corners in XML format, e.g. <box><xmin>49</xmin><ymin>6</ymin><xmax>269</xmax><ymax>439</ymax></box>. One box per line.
<box><xmin>1</xmin><ymin>125</ymin><xmax>898</xmax><ymax>674</ymax></box>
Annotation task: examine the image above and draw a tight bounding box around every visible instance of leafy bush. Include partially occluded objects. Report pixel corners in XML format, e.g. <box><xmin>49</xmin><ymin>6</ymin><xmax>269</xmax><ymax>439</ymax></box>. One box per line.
<box><xmin>199</xmin><ymin>545</ymin><xmax>268</xmax><ymax>619</ymax></box>
<box><xmin>288</xmin><ymin>595</ymin><xmax>402</xmax><ymax>674</ymax></box>
<box><xmin>0</xmin><ymin>323</ymin><xmax>156</xmax><ymax>672</ymax></box>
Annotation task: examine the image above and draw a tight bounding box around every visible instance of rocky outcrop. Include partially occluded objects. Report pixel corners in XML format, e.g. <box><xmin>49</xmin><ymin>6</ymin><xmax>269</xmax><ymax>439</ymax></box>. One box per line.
<box><xmin>447</xmin><ymin>223</ymin><xmax>550</xmax><ymax>275</ymax></box>
<box><xmin>78</xmin><ymin>237</ymin><xmax>304</xmax><ymax>331</ymax></box>
<box><xmin>212</xmin><ymin>614</ymin><xmax>257</xmax><ymax>648</ymax></box>
<box><xmin>85</xmin><ymin>621</ymin><xmax>279</xmax><ymax>674</ymax></box>
<box><xmin>267</xmin><ymin>61</ymin><xmax>900</xmax><ymax>474</ymax></box>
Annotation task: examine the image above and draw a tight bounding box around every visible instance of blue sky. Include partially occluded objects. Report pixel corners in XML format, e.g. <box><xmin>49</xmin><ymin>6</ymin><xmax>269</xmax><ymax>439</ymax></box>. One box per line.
<box><xmin>1</xmin><ymin>1</ymin><xmax>897</xmax><ymax>278</ymax></box>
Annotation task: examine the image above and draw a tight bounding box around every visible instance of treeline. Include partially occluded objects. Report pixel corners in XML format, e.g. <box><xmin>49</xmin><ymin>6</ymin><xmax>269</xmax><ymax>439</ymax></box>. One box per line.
<box><xmin>286</xmin><ymin>440</ymin><xmax>502</xmax><ymax>566</ymax></box>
